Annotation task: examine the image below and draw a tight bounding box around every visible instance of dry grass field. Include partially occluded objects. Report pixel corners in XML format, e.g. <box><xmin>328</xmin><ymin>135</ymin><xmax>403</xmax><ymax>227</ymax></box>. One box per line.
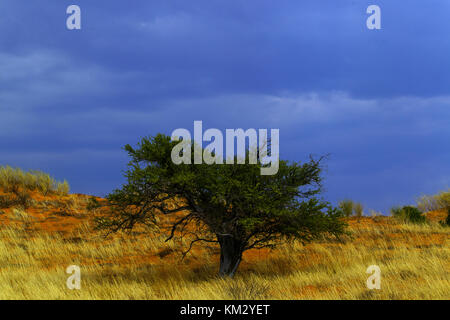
<box><xmin>0</xmin><ymin>189</ymin><xmax>448</xmax><ymax>300</ymax></box>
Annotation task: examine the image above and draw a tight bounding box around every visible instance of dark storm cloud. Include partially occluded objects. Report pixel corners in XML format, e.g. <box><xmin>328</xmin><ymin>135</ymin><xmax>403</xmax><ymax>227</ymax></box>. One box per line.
<box><xmin>0</xmin><ymin>0</ymin><xmax>449</xmax><ymax>211</ymax></box>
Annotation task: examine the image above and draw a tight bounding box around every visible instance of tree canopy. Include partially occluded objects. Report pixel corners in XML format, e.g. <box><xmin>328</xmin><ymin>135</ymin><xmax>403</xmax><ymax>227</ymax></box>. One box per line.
<box><xmin>96</xmin><ymin>134</ymin><xmax>347</xmax><ymax>277</ymax></box>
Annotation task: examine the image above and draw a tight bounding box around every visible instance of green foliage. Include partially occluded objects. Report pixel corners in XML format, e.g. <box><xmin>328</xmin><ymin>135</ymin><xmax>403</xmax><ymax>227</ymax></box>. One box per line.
<box><xmin>337</xmin><ymin>200</ymin><xmax>364</xmax><ymax>218</ymax></box>
<box><xmin>390</xmin><ymin>206</ymin><xmax>401</xmax><ymax>217</ymax></box>
<box><xmin>0</xmin><ymin>166</ymin><xmax>70</xmax><ymax>196</ymax></box>
<box><xmin>391</xmin><ymin>205</ymin><xmax>426</xmax><ymax>224</ymax></box>
<box><xmin>97</xmin><ymin>134</ymin><xmax>347</xmax><ymax>276</ymax></box>
<box><xmin>338</xmin><ymin>200</ymin><xmax>354</xmax><ymax>217</ymax></box>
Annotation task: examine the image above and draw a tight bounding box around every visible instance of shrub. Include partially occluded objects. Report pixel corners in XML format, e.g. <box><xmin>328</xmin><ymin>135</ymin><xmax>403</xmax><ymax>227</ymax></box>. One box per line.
<box><xmin>417</xmin><ymin>189</ymin><xmax>450</xmax><ymax>212</ymax></box>
<box><xmin>338</xmin><ymin>200</ymin><xmax>354</xmax><ymax>217</ymax></box>
<box><xmin>353</xmin><ymin>202</ymin><xmax>364</xmax><ymax>218</ymax></box>
<box><xmin>416</xmin><ymin>195</ymin><xmax>439</xmax><ymax>212</ymax></box>
<box><xmin>435</xmin><ymin>190</ymin><xmax>450</xmax><ymax>210</ymax></box>
<box><xmin>36</xmin><ymin>172</ymin><xmax>54</xmax><ymax>196</ymax></box>
<box><xmin>390</xmin><ymin>206</ymin><xmax>402</xmax><ymax>216</ymax></box>
<box><xmin>23</xmin><ymin>172</ymin><xmax>38</xmax><ymax>191</ymax></box>
<box><xmin>391</xmin><ymin>205</ymin><xmax>425</xmax><ymax>224</ymax></box>
<box><xmin>56</xmin><ymin>180</ymin><xmax>70</xmax><ymax>196</ymax></box>
<box><xmin>0</xmin><ymin>166</ymin><xmax>69</xmax><ymax>196</ymax></box>
<box><xmin>0</xmin><ymin>166</ymin><xmax>23</xmax><ymax>194</ymax></box>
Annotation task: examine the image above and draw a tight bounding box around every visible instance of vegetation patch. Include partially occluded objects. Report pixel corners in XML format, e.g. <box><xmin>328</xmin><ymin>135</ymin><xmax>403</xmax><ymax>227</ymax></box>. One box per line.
<box><xmin>0</xmin><ymin>166</ymin><xmax>70</xmax><ymax>196</ymax></box>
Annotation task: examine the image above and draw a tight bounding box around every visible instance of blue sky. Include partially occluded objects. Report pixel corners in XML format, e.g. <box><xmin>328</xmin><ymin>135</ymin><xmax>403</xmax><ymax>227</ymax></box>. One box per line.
<box><xmin>0</xmin><ymin>1</ymin><xmax>449</xmax><ymax>213</ymax></box>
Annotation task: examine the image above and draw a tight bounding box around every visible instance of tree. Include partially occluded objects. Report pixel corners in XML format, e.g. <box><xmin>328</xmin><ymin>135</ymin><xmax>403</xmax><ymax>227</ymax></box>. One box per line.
<box><xmin>96</xmin><ymin>134</ymin><xmax>347</xmax><ymax>277</ymax></box>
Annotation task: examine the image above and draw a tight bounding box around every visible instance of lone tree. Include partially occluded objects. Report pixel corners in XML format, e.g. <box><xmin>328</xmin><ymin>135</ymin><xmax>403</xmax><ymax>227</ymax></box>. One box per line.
<box><xmin>96</xmin><ymin>134</ymin><xmax>347</xmax><ymax>277</ymax></box>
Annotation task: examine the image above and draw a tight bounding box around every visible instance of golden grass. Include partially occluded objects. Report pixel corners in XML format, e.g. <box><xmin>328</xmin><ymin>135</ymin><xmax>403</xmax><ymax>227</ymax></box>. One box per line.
<box><xmin>0</xmin><ymin>166</ymin><xmax>69</xmax><ymax>196</ymax></box>
<box><xmin>0</xmin><ymin>205</ymin><xmax>448</xmax><ymax>299</ymax></box>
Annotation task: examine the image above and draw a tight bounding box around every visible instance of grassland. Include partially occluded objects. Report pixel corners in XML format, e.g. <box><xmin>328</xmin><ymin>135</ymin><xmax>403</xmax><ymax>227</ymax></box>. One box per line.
<box><xmin>0</xmin><ymin>189</ymin><xmax>448</xmax><ymax>300</ymax></box>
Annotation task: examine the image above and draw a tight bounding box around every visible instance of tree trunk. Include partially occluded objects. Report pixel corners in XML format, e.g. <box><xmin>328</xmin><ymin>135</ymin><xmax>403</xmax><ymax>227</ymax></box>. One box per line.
<box><xmin>218</xmin><ymin>235</ymin><xmax>243</xmax><ymax>277</ymax></box>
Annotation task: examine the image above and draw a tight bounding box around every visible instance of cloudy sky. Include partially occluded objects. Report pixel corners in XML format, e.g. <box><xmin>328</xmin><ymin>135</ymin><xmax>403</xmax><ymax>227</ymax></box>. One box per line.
<box><xmin>1</xmin><ymin>1</ymin><xmax>449</xmax><ymax>213</ymax></box>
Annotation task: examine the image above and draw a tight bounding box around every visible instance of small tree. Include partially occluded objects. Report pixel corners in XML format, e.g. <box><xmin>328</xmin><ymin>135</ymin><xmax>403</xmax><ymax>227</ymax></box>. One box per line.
<box><xmin>96</xmin><ymin>134</ymin><xmax>347</xmax><ymax>277</ymax></box>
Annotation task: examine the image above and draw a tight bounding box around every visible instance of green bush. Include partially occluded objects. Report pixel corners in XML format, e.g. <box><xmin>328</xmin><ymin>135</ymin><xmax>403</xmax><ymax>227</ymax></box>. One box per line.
<box><xmin>390</xmin><ymin>206</ymin><xmax>402</xmax><ymax>216</ymax></box>
<box><xmin>55</xmin><ymin>180</ymin><xmax>70</xmax><ymax>196</ymax></box>
<box><xmin>391</xmin><ymin>205</ymin><xmax>426</xmax><ymax>224</ymax></box>
<box><xmin>36</xmin><ymin>172</ymin><xmax>54</xmax><ymax>196</ymax></box>
<box><xmin>338</xmin><ymin>200</ymin><xmax>354</xmax><ymax>217</ymax></box>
